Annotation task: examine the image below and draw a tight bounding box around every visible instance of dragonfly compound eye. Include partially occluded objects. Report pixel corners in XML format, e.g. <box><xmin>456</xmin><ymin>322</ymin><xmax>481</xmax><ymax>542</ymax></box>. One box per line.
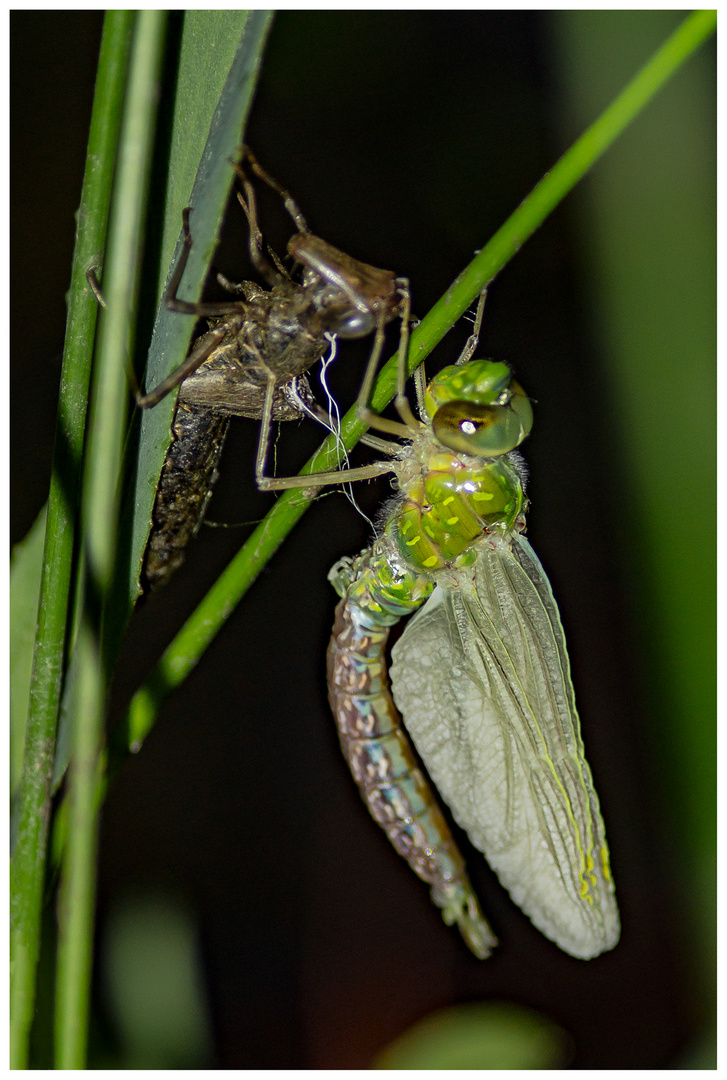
<box><xmin>433</xmin><ymin>384</ymin><xmax>533</xmax><ymax>457</ymax></box>
<box><xmin>289</xmin><ymin>232</ymin><xmax>400</xmax><ymax>339</ymax></box>
<box><xmin>330</xmin><ymin>306</ymin><xmax>379</xmax><ymax>338</ymax></box>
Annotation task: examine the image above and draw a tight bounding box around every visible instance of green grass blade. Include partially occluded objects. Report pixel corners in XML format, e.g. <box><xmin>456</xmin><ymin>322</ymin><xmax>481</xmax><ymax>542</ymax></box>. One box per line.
<box><xmin>49</xmin><ymin>10</ymin><xmax>273</xmax><ymax>792</ymax></box>
<box><xmin>9</xmin><ymin>13</ymin><xmax>134</xmax><ymax>1068</ymax></box>
<box><xmin>127</xmin><ymin>9</ymin><xmax>273</xmax><ymax>605</ymax></box>
<box><xmin>553</xmin><ymin>9</ymin><xmax>715</xmax><ymax>1063</ymax></box>
<box><xmin>10</xmin><ymin>507</ymin><xmax>48</xmax><ymax>804</ymax></box>
<box><xmin>53</xmin><ymin>14</ymin><xmax>168</xmax><ymax>1067</ymax></box>
<box><xmin>125</xmin><ymin>10</ymin><xmax>716</xmax><ymax>749</ymax></box>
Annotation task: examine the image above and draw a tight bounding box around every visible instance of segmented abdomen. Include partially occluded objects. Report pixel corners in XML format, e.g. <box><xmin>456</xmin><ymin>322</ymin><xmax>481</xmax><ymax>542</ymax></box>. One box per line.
<box><xmin>327</xmin><ymin>587</ymin><xmax>497</xmax><ymax>958</ymax></box>
<box><xmin>143</xmin><ymin>402</ymin><xmax>229</xmax><ymax>590</ymax></box>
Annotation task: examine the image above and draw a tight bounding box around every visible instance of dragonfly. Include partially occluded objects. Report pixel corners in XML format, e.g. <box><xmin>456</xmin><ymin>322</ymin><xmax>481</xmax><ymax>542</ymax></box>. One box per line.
<box><xmin>139</xmin><ymin>149</ymin><xmax>408</xmax><ymax>588</ymax></box>
<box><xmin>279</xmin><ymin>291</ymin><xmax>620</xmax><ymax>959</ymax></box>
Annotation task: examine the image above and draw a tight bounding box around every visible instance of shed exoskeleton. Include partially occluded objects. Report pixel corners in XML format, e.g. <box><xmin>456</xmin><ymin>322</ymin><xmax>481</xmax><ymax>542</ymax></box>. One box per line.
<box><xmin>140</xmin><ymin>149</ymin><xmax>409</xmax><ymax>588</ymax></box>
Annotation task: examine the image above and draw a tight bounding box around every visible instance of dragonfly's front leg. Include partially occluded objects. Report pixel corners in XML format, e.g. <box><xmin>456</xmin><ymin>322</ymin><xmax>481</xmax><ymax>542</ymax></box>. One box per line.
<box><xmin>454</xmin><ymin>288</ymin><xmax>488</xmax><ymax>367</ymax></box>
<box><xmin>253</xmin><ymin>366</ymin><xmax>282</xmax><ymax>490</ymax></box>
<box><xmin>139</xmin><ymin>208</ymin><xmax>257</xmax><ymax>409</ymax></box>
<box><xmin>255</xmin><ymin>446</ymin><xmax>395</xmax><ymax>492</ymax></box>
<box><xmin>354</xmin><ymin>290</ymin><xmax>420</xmax><ymax>439</ymax></box>
<box><xmin>253</xmin><ymin>353</ymin><xmax>397</xmax><ymax>492</ymax></box>
<box><xmin>137</xmin><ymin>324</ymin><xmax>228</xmax><ymax>410</ymax></box>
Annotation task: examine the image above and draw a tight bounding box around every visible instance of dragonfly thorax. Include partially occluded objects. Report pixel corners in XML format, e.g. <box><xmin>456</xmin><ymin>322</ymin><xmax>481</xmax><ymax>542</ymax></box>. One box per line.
<box><xmin>388</xmin><ymin>430</ymin><xmax>526</xmax><ymax>576</ymax></box>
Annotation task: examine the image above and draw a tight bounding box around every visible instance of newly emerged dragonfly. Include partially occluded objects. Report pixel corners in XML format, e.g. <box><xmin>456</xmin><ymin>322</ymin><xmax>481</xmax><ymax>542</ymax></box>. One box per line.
<box><xmin>139</xmin><ymin>150</ymin><xmax>408</xmax><ymax>588</ymax></box>
<box><xmin>277</xmin><ymin>292</ymin><xmax>620</xmax><ymax>959</ymax></box>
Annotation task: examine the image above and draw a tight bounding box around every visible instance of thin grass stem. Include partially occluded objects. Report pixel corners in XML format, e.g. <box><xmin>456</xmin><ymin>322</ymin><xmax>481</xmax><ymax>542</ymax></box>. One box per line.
<box><xmin>53</xmin><ymin>14</ymin><xmax>168</xmax><ymax>1067</ymax></box>
<box><xmin>9</xmin><ymin>13</ymin><xmax>134</xmax><ymax>1068</ymax></box>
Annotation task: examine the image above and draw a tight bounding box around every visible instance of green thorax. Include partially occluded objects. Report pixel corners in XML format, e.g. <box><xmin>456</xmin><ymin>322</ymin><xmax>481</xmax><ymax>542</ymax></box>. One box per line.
<box><xmin>389</xmin><ymin>441</ymin><xmax>526</xmax><ymax>575</ymax></box>
<box><xmin>329</xmin><ymin>357</ymin><xmax>532</xmax><ymax>619</ymax></box>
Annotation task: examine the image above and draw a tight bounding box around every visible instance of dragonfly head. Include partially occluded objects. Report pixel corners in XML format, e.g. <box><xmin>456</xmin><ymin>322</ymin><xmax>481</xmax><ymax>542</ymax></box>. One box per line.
<box><xmin>288</xmin><ymin>233</ymin><xmax>402</xmax><ymax>338</ymax></box>
<box><xmin>425</xmin><ymin>359</ymin><xmax>533</xmax><ymax>457</ymax></box>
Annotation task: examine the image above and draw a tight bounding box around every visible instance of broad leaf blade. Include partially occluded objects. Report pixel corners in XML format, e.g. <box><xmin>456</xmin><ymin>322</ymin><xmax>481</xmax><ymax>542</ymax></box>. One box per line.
<box><xmin>128</xmin><ymin>10</ymin><xmax>273</xmax><ymax>604</ymax></box>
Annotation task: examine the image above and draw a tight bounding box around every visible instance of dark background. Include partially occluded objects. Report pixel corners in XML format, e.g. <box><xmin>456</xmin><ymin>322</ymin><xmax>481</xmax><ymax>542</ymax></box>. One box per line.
<box><xmin>11</xmin><ymin>11</ymin><xmax>715</xmax><ymax>1069</ymax></box>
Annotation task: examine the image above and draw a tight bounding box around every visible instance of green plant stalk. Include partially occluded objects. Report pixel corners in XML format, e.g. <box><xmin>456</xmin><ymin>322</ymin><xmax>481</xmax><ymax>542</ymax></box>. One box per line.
<box><xmin>53</xmin><ymin>13</ymin><xmax>168</xmax><ymax>1067</ymax></box>
<box><xmin>9</xmin><ymin>13</ymin><xmax>134</xmax><ymax>1068</ymax></box>
<box><xmin>125</xmin><ymin>10</ymin><xmax>716</xmax><ymax>749</ymax></box>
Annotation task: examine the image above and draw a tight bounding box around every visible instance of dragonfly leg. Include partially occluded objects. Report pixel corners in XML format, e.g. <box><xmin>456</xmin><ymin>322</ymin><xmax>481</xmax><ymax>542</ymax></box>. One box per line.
<box><xmin>358</xmin><ymin>432</ymin><xmax>401</xmax><ymax>454</ymax></box>
<box><xmin>233</xmin><ymin>160</ymin><xmax>292</xmax><ymax>285</ymax></box>
<box><xmin>412</xmin><ymin>362</ymin><xmax>428</xmax><ymax>420</ymax></box>
<box><xmin>455</xmin><ymin>288</ymin><xmax>488</xmax><ymax>366</ymax></box>
<box><xmin>253</xmin><ymin>368</ymin><xmax>392</xmax><ymax>493</ymax></box>
<box><xmin>164</xmin><ymin>208</ymin><xmax>251</xmax><ymax>319</ymax></box>
<box><xmin>354</xmin><ymin>304</ymin><xmax>417</xmax><ymax>439</ymax></box>
<box><xmin>137</xmin><ymin>324</ymin><xmax>228</xmax><ymax>409</ymax></box>
<box><xmin>392</xmin><ymin>283</ymin><xmax>420</xmax><ymax>430</ymax></box>
<box><xmin>241</xmin><ymin>146</ymin><xmax>310</xmax><ymax>235</ymax></box>
<box><xmin>85</xmin><ymin>262</ymin><xmax>106</xmax><ymax>307</ymax></box>
<box><xmin>259</xmin><ymin>460</ymin><xmax>397</xmax><ymax>491</ymax></box>
<box><xmin>253</xmin><ymin>367</ymin><xmax>280</xmax><ymax>489</ymax></box>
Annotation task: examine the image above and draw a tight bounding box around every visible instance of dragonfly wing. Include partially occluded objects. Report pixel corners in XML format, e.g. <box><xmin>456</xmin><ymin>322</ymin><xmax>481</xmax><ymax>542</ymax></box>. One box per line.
<box><xmin>389</xmin><ymin>533</ymin><xmax>620</xmax><ymax>959</ymax></box>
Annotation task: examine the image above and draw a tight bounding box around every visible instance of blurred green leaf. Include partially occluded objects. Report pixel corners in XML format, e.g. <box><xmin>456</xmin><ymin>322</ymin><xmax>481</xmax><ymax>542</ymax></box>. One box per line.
<box><xmin>552</xmin><ymin>10</ymin><xmax>715</xmax><ymax>1061</ymax></box>
<box><xmin>374</xmin><ymin>1002</ymin><xmax>570</xmax><ymax>1069</ymax></box>
<box><xmin>10</xmin><ymin>507</ymin><xmax>47</xmax><ymax>802</ymax></box>
<box><xmin>100</xmin><ymin>891</ymin><xmax>211</xmax><ymax>1068</ymax></box>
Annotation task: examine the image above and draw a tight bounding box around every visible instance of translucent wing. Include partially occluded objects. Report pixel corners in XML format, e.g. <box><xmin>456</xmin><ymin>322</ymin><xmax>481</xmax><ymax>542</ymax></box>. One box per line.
<box><xmin>389</xmin><ymin>533</ymin><xmax>620</xmax><ymax>959</ymax></box>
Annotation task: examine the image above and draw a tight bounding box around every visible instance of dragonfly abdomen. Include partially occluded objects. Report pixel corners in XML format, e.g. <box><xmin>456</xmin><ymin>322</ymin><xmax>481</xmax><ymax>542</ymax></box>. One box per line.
<box><xmin>143</xmin><ymin>402</ymin><xmax>230</xmax><ymax>590</ymax></box>
<box><xmin>327</xmin><ymin>584</ymin><xmax>498</xmax><ymax>959</ymax></box>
